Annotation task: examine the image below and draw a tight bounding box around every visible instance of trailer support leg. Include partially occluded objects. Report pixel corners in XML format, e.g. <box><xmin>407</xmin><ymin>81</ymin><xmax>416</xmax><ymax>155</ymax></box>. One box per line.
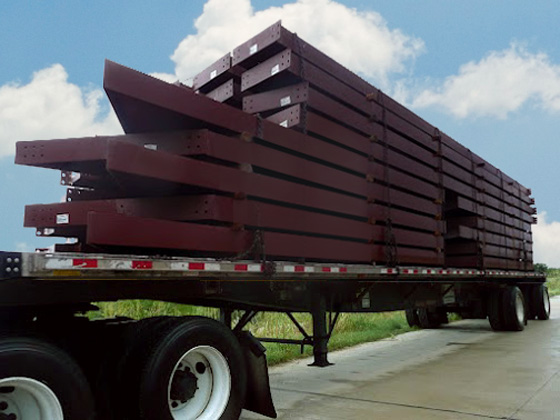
<box><xmin>220</xmin><ymin>307</ymin><xmax>233</xmax><ymax>329</ymax></box>
<box><xmin>310</xmin><ymin>294</ymin><xmax>333</xmax><ymax>367</ymax></box>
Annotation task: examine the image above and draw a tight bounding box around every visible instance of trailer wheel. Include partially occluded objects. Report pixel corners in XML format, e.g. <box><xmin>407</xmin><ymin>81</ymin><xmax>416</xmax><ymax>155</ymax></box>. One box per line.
<box><xmin>502</xmin><ymin>286</ymin><xmax>526</xmax><ymax>331</ymax></box>
<box><xmin>405</xmin><ymin>309</ymin><xmax>419</xmax><ymax>327</ymax></box>
<box><xmin>530</xmin><ymin>284</ymin><xmax>551</xmax><ymax>320</ymax></box>
<box><xmin>417</xmin><ymin>308</ymin><xmax>441</xmax><ymax>329</ymax></box>
<box><xmin>0</xmin><ymin>337</ymin><xmax>94</xmax><ymax>420</ymax></box>
<box><xmin>125</xmin><ymin>317</ymin><xmax>246</xmax><ymax>420</ymax></box>
<box><xmin>488</xmin><ymin>289</ymin><xmax>506</xmax><ymax>331</ymax></box>
<box><xmin>101</xmin><ymin>317</ymin><xmax>178</xmax><ymax>420</ymax></box>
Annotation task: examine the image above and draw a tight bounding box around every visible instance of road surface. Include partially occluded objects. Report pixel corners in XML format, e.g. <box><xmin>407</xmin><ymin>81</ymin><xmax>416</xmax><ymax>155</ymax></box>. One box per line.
<box><xmin>242</xmin><ymin>297</ymin><xmax>560</xmax><ymax>420</ymax></box>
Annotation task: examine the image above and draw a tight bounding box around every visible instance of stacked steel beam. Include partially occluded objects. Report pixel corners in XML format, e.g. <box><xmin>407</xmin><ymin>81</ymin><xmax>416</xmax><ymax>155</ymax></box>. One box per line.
<box><xmin>16</xmin><ymin>21</ymin><xmax>536</xmax><ymax>269</ymax></box>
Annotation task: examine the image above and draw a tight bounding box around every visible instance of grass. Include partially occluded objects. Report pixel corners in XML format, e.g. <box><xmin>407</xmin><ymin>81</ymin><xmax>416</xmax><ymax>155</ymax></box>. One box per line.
<box><xmin>89</xmin><ymin>301</ymin><xmax>412</xmax><ymax>366</ymax></box>
<box><xmin>546</xmin><ymin>268</ymin><xmax>560</xmax><ymax>296</ymax></box>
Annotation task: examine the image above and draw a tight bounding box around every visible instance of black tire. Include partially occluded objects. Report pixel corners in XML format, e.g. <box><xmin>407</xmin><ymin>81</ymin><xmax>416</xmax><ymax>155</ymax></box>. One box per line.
<box><xmin>0</xmin><ymin>337</ymin><xmax>95</xmax><ymax>420</ymax></box>
<box><xmin>122</xmin><ymin>317</ymin><xmax>247</xmax><ymax>420</ymax></box>
<box><xmin>502</xmin><ymin>286</ymin><xmax>526</xmax><ymax>331</ymax></box>
<box><xmin>437</xmin><ymin>311</ymin><xmax>449</xmax><ymax>325</ymax></box>
<box><xmin>102</xmin><ymin>317</ymin><xmax>178</xmax><ymax>420</ymax></box>
<box><xmin>488</xmin><ymin>289</ymin><xmax>506</xmax><ymax>331</ymax></box>
<box><xmin>531</xmin><ymin>284</ymin><xmax>551</xmax><ymax>320</ymax></box>
<box><xmin>417</xmin><ymin>308</ymin><xmax>441</xmax><ymax>329</ymax></box>
<box><xmin>405</xmin><ymin>308</ymin><xmax>419</xmax><ymax>327</ymax></box>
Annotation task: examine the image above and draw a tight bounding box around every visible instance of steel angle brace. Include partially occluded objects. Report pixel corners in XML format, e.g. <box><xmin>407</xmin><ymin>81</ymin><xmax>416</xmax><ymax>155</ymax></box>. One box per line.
<box><xmin>233</xmin><ymin>309</ymin><xmax>340</xmax><ymax>356</ymax></box>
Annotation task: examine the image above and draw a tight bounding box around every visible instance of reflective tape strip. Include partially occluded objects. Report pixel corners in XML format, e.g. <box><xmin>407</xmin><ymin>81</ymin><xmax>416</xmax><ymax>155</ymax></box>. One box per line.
<box><xmin>188</xmin><ymin>262</ymin><xmax>205</xmax><ymax>270</ymax></box>
<box><xmin>234</xmin><ymin>264</ymin><xmax>262</xmax><ymax>272</ymax></box>
<box><xmin>248</xmin><ymin>264</ymin><xmax>262</xmax><ymax>272</ymax></box>
<box><xmin>73</xmin><ymin>259</ymin><xmax>98</xmax><ymax>268</ymax></box>
<box><xmin>132</xmin><ymin>261</ymin><xmax>152</xmax><ymax>269</ymax></box>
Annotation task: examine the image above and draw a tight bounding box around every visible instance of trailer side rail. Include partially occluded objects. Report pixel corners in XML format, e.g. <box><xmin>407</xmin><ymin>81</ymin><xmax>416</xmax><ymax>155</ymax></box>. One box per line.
<box><xmin>1</xmin><ymin>252</ymin><xmax>544</xmax><ymax>282</ymax></box>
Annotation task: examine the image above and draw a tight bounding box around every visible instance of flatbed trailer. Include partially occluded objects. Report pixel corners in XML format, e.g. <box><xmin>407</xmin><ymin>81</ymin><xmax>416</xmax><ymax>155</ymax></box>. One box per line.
<box><xmin>0</xmin><ymin>250</ymin><xmax>549</xmax><ymax>419</ymax></box>
<box><xmin>0</xmin><ymin>19</ymin><xmax>548</xmax><ymax>420</ymax></box>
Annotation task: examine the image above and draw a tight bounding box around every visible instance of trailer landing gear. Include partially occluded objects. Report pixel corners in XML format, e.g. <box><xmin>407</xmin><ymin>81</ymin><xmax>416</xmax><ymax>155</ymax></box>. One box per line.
<box><xmin>310</xmin><ymin>295</ymin><xmax>333</xmax><ymax>367</ymax></box>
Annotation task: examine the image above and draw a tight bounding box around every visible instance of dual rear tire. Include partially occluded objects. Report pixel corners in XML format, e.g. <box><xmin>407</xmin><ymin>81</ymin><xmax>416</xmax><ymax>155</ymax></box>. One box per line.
<box><xmin>406</xmin><ymin>308</ymin><xmax>448</xmax><ymax>329</ymax></box>
<box><xmin>108</xmin><ymin>316</ymin><xmax>246</xmax><ymax>420</ymax></box>
<box><xmin>487</xmin><ymin>284</ymin><xmax>550</xmax><ymax>332</ymax></box>
<box><xmin>529</xmin><ymin>284</ymin><xmax>551</xmax><ymax>320</ymax></box>
<box><xmin>0</xmin><ymin>317</ymin><xmax>246</xmax><ymax>420</ymax></box>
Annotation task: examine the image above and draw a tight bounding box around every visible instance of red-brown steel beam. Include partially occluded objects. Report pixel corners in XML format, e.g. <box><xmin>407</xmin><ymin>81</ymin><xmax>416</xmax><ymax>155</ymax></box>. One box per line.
<box><xmin>102</xmin><ymin>61</ymin><xmax>529</xmax><ymax>220</ymax></box>
<box><xmin>205</xmin><ymin>79</ymin><xmax>241</xmax><ymax>106</ymax></box>
<box><xmin>104</xmin><ymin>60</ymin><xmax>256</xmax><ymax>135</ymax></box>
<box><xmin>182</xmin><ymin>130</ymin><xmax>440</xmax><ymax>203</ymax></box>
<box><xmin>231</xmin><ymin>21</ymin><xmax>533</xmax><ymax>203</ymax></box>
<box><xmin>192</xmin><ymin>53</ymin><xmax>244</xmax><ymax>93</ymax></box>
<box><xmin>446</xmin><ymin>242</ymin><xmax>530</xmax><ymax>260</ymax></box>
<box><xmin>84</xmin><ymin>212</ymin><xmax>379</xmax><ymax>262</ymax></box>
<box><xmin>24</xmin><ymin>196</ymin><xmax>444</xmax><ymax>250</ymax></box>
<box><xmin>261</xmin><ymin>97</ymin><xmax>532</xmax><ymax>216</ymax></box>
<box><xmin>446</xmin><ymin>217</ymin><xmax>531</xmax><ymax>239</ymax></box>
<box><xmin>15</xmin><ymin>132</ymin><xmax>442</xmax><ymax>231</ymax></box>
<box><xmin>85</xmin><ymin>212</ymin><xmax>443</xmax><ymax>264</ymax></box>
<box><xmin>446</xmin><ymin>255</ymin><xmax>530</xmax><ymax>271</ymax></box>
<box><xmin>447</xmin><ymin>195</ymin><xmax>535</xmax><ymax>225</ymax></box>
<box><xmin>444</xmin><ymin>226</ymin><xmax>528</xmax><ymax>250</ymax></box>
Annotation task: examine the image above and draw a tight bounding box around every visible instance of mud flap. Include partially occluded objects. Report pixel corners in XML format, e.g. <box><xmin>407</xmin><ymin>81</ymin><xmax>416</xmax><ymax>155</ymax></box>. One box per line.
<box><xmin>236</xmin><ymin>330</ymin><xmax>277</xmax><ymax>418</ymax></box>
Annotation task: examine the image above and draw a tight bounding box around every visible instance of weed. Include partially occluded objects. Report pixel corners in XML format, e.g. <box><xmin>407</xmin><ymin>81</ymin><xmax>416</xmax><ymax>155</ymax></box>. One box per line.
<box><xmin>546</xmin><ymin>268</ymin><xmax>560</xmax><ymax>296</ymax></box>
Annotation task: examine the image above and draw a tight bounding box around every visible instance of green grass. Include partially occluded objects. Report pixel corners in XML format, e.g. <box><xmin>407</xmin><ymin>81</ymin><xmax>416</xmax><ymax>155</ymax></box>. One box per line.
<box><xmin>89</xmin><ymin>301</ymin><xmax>412</xmax><ymax>366</ymax></box>
<box><xmin>546</xmin><ymin>268</ymin><xmax>560</xmax><ymax>296</ymax></box>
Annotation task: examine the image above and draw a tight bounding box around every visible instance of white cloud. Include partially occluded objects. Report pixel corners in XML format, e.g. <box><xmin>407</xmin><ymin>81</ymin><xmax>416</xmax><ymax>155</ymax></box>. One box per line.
<box><xmin>0</xmin><ymin>64</ymin><xmax>122</xmax><ymax>158</ymax></box>
<box><xmin>171</xmin><ymin>0</ymin><xmax>424</xmax><ymax>87</ymax></box>
<box><xmin>149</xmin><ymin>72</ymin><xmax>178</xmax><ymax>84</ymax></box>
<box><xmin>15</xmin><ymin>242</ymin><xmax>31</xmax><ymax>252</ymax></box>
<box><xmin>412</xmin><ymin>44</ymin><xmax>560</xmax><ymax>119</ymax></box>
<box><xmin>532</xmin><ymin>212</ymin><xmax>560</xmax><ymax>267</ymax></box>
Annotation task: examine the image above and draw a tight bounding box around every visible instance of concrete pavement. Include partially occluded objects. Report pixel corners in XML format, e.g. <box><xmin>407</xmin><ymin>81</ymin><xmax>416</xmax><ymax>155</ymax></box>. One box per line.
<box><xmin>242</xmin><ymin>297</ymin><xmax>560</xmax><ymax>420</ymax></box>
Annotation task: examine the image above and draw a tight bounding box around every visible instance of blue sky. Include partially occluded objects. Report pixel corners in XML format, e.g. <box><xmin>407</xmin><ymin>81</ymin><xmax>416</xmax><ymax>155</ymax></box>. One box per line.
<box><xmin>1</xmin><ymin>0</ymin><xmax>559</xmax><ymax>264</ymax></box>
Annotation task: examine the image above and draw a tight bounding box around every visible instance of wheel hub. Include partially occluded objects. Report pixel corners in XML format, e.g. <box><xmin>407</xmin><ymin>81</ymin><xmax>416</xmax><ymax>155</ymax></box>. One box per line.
<box><xmin>167</xmin><ymin>345</ymin><xmax>231</xmax><ymax>419</ymax></box>
<box><xmin>0</xmin><ymin>398</ymin><xmax>16</xmax><ymax>420</ymax></box>
<box><xmin>170</xmin><ymin>368</ymin><xmax>198</xmax><ymax>403</ymax></box>
<box><xmin>0</xmin><ymin>388</ymin><xmax>18</xmax><ymax>419</ymax></box>
<box><xmin>515</xmin><ymin>294</ymin><xmax>525</xmax><ymax>324</ymax></box>
<box><xmin>0</xmin><ymin>377</ymin><xmax>63</xmax><ymax>420</ymax></box>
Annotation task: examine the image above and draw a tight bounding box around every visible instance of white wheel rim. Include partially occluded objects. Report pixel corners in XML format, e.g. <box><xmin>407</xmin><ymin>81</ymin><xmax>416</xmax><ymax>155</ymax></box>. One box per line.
<box><xmin>515</xmin><ymin>293</ymin><xmax>525</xmax><ymax>325</ymax></box>
<box><xmin>167</xmin><ymin>345</ymin><xmax>231</xmax><ymax>420</ymax></box>
<box><xmin>0</xmin><ymin>377</ymin><xmax>63</xmax><ymax>420</ymax></box>
<box><xmin>544</xmin><ymin>288</ymin><xmax>551</xmax><ymax>315</ymax></box>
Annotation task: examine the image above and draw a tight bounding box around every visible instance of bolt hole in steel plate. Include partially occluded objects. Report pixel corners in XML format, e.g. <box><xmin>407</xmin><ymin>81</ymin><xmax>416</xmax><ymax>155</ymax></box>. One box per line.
<box><xmin>0</xmin><ymin>377</ymin><xmax>63</xmax><ymax>420</ymax></box>
<box><xmin>167</xmin><ymin>346</ymin><xmax>231</xmax><ymax>420</ymax></box>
